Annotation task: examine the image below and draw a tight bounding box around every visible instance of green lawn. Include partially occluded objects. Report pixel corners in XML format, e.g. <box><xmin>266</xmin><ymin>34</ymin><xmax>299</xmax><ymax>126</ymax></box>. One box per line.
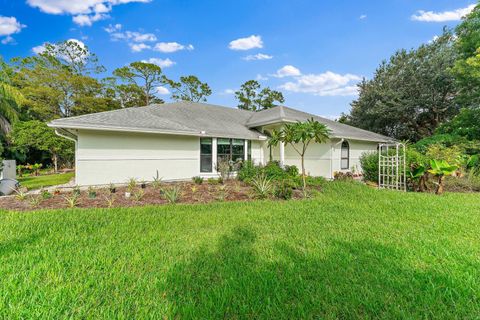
<box><xmin>17</xmin><ymin>172</ymin><xmax>74</xmax><ymax>190</ymax></box>
<box><xmin>0</xmin><ymin>181</ymin><xmax>479</xmax><ymax>319</ymax></box>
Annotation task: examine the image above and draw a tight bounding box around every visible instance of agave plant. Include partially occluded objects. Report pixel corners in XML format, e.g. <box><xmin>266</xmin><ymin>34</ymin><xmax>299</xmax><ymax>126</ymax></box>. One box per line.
<box><xmin>428</xmin><ymin>160</ymin><xmax>458</xmax><ymax>195</ymax></box>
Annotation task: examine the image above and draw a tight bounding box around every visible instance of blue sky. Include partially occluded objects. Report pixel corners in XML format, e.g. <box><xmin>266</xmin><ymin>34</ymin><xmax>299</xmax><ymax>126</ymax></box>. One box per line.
<box><xmin>0</xmin><ymin>0</ymin><xmax>475</xmax><ymax>118</ymax></box>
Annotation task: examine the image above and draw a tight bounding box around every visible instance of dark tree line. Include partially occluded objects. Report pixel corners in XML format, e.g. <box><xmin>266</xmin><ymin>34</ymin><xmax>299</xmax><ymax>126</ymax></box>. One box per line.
<box><xmin>343</xmin><ymin>3</ymin><xmax>480</xmax><ymax>144</ymax></box>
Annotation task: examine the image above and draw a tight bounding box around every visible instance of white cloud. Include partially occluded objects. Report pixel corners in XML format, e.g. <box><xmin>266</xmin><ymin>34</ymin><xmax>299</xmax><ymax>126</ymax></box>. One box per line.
<box><xmin>26</xmin><ymin>0</ymin><xmax>151</xmax><ymax>26</ymax></box>
<box><xmin>256</xmin><ymin>74</ymin><xmax>268</xmax><ymax>81</ymax></box>
<box><xmin>104</xmin><ymin>23</ymin><xmax>122</xmax><ymax>33</ymax></box>
<box><xmin>242</xmin><ymin>53</ymin><xmax>273</xmax><ymax>61</ymax></box>
<box><xmin>359</xmin><ymin>14</ymin><xmax>367</xmax><ymax>20</ymax></box>
<box><xmin>156</xmin><ymin>86</ymin><xmax>170</xmax><ymax>95</ymax></box>
<box><xmin>273</xmin><ymin>65</ymin><xmax>302</xmax><ymax>78</ymax></box>
<box><xmin>142</xmin><ymin>58</ymin><xmax>175</xmax><ymax>68</ymax></box>
<box><xmin>153</xmin><ymin>42</ymin><xmax>194</xmax><ymax>53</ymax></box>
<box><xmin>129</xmin><ymin>43</ymin><xmax>150</xmax><ymax>52</ymax></box>
<box><xmin>279</xmin><ymin>71</ymin><xmax>361</xmax><ymax>96</ymax></box>
<box><xmin>73</xmin><ymin>12</ymin><xmax>108</xmax><ymax>26</ymax></box>
<box><xmin>224</xmin><ymin>89</ymin><xmax>236</xmax><ymax>94</ymax></box>
<box><xmin>0</xmin><ymin>16</ymin><xmax>26</xmax><ymax>44</ymax></box>
<box><xmin>1</xmin><ymin>36</ymin><xmax>14</xmax><ymax>45</ymax></box>
<box><xmin>411</xmin><ymin>4</ymin><xmax>475</xmax><ymax>22</ymax></box>
<box><xmin>228</xmin><ymin>35</ymin><xmax>263</xmax><ymax>50</ymax></box>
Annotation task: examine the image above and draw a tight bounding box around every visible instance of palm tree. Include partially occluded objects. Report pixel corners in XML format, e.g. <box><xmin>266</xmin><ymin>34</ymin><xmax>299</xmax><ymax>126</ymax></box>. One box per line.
<box><xmin>269</xmin><ymin>118</ymin><xmax>331</xmax><ymax>193</ymax></box>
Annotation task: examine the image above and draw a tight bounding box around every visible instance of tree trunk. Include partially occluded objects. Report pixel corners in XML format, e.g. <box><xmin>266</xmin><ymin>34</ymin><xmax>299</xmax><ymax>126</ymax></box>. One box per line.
<box><xmin>301</xmin><ymin>155</ymin><xmax>306</xmax><ymax>195</ymax></box>
<box><xmin>53</xmin><ymin>153</ymin><xmax>58</xmax><ymax>173</ymax></box>
<box><xmin>435</xmin><ymin>176</ymin><xmax>444</xmax><ymax>195</ymax></box>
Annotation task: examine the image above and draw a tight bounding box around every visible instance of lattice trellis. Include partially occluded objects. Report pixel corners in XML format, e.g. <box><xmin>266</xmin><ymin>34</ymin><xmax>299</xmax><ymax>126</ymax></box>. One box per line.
<box><xmin>378</xmin><ymin>143</ymin><xmax>406</xmax><ymax>191</ymax></box>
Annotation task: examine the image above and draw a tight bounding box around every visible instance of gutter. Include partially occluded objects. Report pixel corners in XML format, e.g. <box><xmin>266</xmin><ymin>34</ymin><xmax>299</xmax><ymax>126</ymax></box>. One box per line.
<box><xmin>48</xmin><ymin>123</ymin><xmax>268</xmax><ymax>141</ymax></box>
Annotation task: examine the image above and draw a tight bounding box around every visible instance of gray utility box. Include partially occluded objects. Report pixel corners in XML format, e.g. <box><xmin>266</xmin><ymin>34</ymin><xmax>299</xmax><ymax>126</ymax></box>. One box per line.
<box><xmin>1</xmin><ymin>160</ymin><xmax>16</xmax><ymax>180</ymax></box>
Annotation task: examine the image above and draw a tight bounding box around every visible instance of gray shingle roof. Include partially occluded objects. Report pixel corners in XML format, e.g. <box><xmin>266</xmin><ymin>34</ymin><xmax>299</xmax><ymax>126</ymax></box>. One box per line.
<box><xmin>49</xmin><ymin>101</ymin><xmax>392</xmax><ymax>142</ymax></box>
<box><xmin>247</xmin><ymin>105</ymin><xmax>392</xmax><ymax>142</ymax></box>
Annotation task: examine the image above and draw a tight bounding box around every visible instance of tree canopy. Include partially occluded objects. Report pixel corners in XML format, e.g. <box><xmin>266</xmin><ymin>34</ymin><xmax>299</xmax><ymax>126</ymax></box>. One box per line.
<box><xmin>346</xmin><ymin>31</ymin><xmax>458</xmax><ymax>141</ymax></box>
<box><xmin>235</xmin><ymin>80</ymin><xmax>285</xmax><ymax>111</ymax></box>
<box><xmin>165</xmin><ymin>75</ymin><xmax>212</xmax><ymax>102</ymax></box>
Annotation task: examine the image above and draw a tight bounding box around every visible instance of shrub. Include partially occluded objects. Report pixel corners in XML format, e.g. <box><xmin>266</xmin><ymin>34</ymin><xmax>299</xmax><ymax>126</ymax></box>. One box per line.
<box><xmin>216</xmin><ymin>159</ymin><xmax>232</xmax><ymax>181</ymax></box>
<box><xmin>237</xmin><ymin>160</ymin><xmax>259</xmax><ymax>182</ymax></box>
<box><xmin>251</xmin><ymin>174</ymin><xmax>273</xmax><ymax>199</ymax></box>
<box><xmin>64</xmin><ymin>194</ymin><xmax>79</xmax><ymax>208</ymax></box>
<box><xmin>334</xmin><ymin>171</ymin><xmax>354</xmax><ymax>181</ymax></box>
<box><xmin>40</xmin><ymin>188</ymin><xmax>52</xmax><ymax>200</ymax></box>
<box><xmin>359</xmin><ymin>151</ymin><xmax>378</xmax><ymax>183</ymax></box>
<box><xmin>13</xmin><ymin>188</ymin><xmax>28</xmax><ymax>201</ymax></box>
<box><xmin>192</xmin><ymin>176</ymin><xmax>204</xmax><ymax>184</ymax></box>
<box><xmin>237</xmin><ymin>161</ymin><xmax>299</xmax><ymax>183</ymax></box>
<box><xmin>109</xmin><ymin>183</ymin><xmax>116</xmax><ymax>194</ymax></box>
<box><xmin>28</xmin><ymin>196</ymin><xmax>42</xmax><ymax>208</ymax></box>
<box><xmin>104</xmin><ymin>195</ymin><xmax>115</xmax><ymax>208</ymax></box>
<box><xmin>152</xmin><ymin>171</ymin><xmax>162</xmax><ymax>189</ymax></box>
<box><xmin>132</xmin><ymin>189</ymin><xmax>145</xmax><ymax>201</ymax></box>
<box><xmin>87</xmin><ymin>186</ymin><xmax>97</xmax><ymax>199</ymax></box>
<box><xmin>207</xmin><ymin>178</ymin><xmax>220</xmax><ymax>185</ymax></box>
<box><xmin>274</xmin><ymin>179</ymin><xmax>294</xmax><ymax>200</ymax></box>
<box><xmin>127</xmin><ymin>178</ymin><xmax>137</xmax><ymax>193</ymax></box>
<box><xmin>72</xmin><ymin>185</ymin><xmax>81</xmax><ymax>196</ymax></box>
<box><xmin>444</xmin><ymin>171</ymin><xmax>480</xmax><ymax>192</ymax></box>
<box><xmin>163</xmin><ymin>186</ymin><xmax>181</xmax><ymax>203</ymax></box>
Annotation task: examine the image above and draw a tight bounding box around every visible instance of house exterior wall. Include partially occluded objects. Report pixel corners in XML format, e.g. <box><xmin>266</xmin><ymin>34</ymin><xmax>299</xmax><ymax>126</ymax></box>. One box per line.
<box><xmin>266</xmin><ymin>138</ymin><xmax>378</xmax><ymax>179</ymax></box>
<box><xmin>75</xmin><ymin>130</ymin><xmax>265</xmax><ymax>185</ymax></box>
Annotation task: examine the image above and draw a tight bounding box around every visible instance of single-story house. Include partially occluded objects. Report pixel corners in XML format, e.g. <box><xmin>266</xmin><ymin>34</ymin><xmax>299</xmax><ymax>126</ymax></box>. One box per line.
<box><xmin>48</xmin><ymin>101</ymin><xmax>392</xmax><ymax>186</ymax></box>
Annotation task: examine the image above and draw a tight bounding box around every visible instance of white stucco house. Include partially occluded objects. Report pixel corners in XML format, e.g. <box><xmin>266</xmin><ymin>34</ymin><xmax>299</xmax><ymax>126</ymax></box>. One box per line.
<box><xmin>48</xmin><ymin>101</ymin><xmax>392</xmax><ymax>186</ymax></box>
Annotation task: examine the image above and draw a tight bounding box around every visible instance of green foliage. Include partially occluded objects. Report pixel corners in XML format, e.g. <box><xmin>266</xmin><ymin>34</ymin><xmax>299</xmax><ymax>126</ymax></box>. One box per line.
<box><xmin>453</xmin><ymin>4</ymin><xmax>480</xmax><ymax>106</ymax></box>
<box><xmin>113</xmin><ymin>61</ymin><xmax>165</xmax><ymax>106</ymax></box>
<box><xmin>151</xmin><ymin>170</ymin><xmax>162</xmax><ymax>189</ymax></box>
<box><xmin>87</xmin><ymin>186</ymin><xmax>97</xmax><ymax>199</ymax></box>
<box><xmin>162</xmin><ymin>185</ymin><xmax>181</xmax><ymax>203</ymax></box>
<box><xmin>207</xmin><ymin>178</ymin><xmax>221</xmax><ymax>185</ymax></box>
<box><xmin>237</xmin><ymin>160</ymin><xmax>299</xmax><ymax>184</ymax></box>
<box><xmin>9</xmin><ymin>120</ymin><xmax>74</xmax><ymax>171</ymax></box>
<box><xmin>40</xmin><ymin>188</ymin><xmax>52</xmax><ymax>200</ymax></box>
<box><xmin>269</xmin><ymin>118</ymin><xmax>330</xmax><ymax>191</ymax></box>
<box><xmin>359</xmin><ymin>152</ymin><xmax>378</xmax><ymax>183</ymax></box>
<box><xmin>428</xmin><ymin>159</ymin><xmax>459</xmax><ymax>194</ymax></box>
<box><xmin>192</xmin><ymin>176</ymin><xmax>204</xmax><ymax>184</ymax></box>
<box><xmin>235</xmin><ymin>80</ymin><xmax>285</xmax><ymax>111</ymax></box>
<box><xmin>436</xmin><ymin>108</ymin><xmax>480</xmax><ymax>142</ymax></box>
<box><xmin>164</xmin><ymin>75</ymin><xmax>211</xmax><ymax>102</ymax></box>
<box><xmin>425</xmin><ymin>144</ymin><xmax>463</xmax><ymax>165</ymax></box>
<box><xmin>127</xmin><ymin>178</ymin><xmax>137</xmax><ymax>193</ymax></box>
<box><xmin>273</xmin><ymin>179</ymin><xmax>294</xmax><ymax>200</ymax></box>
<box><xmin>132</xmin><ymin>189</ymin><xmax>145</xmax><ymax>201</ymax></box>
<box><xmin>346</xmin><ymin>31</ymin><xmax>458</xmax><ymax>141</ymax></box>
<box><xmin>64</xmin><ymin>193</ymin><xmax>79</xmax><ymax>208</ymax></box>
<box><xmin>250</xmin><ymin>174</ymin><xmax>273</xmax><ymax>199</ymax></box>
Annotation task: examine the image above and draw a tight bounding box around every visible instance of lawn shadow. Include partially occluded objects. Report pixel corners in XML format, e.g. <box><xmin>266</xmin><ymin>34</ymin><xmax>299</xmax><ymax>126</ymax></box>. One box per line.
<box><xmin>164</xmin><ymin>226</ymin><xmax>479</xmax><ymax>319</ymax></box>
<box><xmin>0</xmin><ymin>232</ymin><xmax>45</xmax><ymax>257</ymax></box>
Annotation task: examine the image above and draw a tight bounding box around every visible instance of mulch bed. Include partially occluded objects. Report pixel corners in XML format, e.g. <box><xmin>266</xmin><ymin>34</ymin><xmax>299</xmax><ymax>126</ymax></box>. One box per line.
<box><xmin>0</xmin><ymin>180</ymin><xmax>305</xmax><ymax>211</ymax></box>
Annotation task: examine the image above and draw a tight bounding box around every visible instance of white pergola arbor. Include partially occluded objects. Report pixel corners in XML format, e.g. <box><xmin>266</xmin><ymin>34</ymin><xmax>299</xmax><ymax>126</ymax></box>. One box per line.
<box><xmin>378</xmin><ymin>142</ymin><xmax>407</xmax><ymax>191</ymax></box>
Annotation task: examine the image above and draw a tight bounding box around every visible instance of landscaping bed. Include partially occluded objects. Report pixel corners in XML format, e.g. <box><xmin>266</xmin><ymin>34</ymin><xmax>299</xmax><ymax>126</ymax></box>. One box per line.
<box><xmin>0</xmin><ymin>179</ymin><xmax>308</xmax><ymax>211</ymax></box>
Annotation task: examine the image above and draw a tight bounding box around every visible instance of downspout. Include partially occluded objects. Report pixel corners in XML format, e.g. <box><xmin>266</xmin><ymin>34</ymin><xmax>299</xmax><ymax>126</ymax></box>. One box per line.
<box><xmin>330</xmin><ymin>138</ymin><xmax>344</xmax><ymax>180</ymax></box>
<box><xmin>54</xmin><ymin>128</ymin><xmax>78</xmax><ymax>185</ymax></box>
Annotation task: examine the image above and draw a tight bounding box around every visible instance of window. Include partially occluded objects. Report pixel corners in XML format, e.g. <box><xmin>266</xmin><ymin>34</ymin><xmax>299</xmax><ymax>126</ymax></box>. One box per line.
<box><xmin>217</xmin><ymin>138</ymin><xmax>245</xmax><ymax>164</ymax></box>
<box><xmin>200</xmin><ymin>138</ymin><xmax>212</xmax><ymax>172</ymax></box>
<box><xmin>341</xmin><ymin>140</ymin><xmax>349</xmax><ymax>170</ymax></box>
<box><xmin>247</xmin><ymin>140</ymin><xmax>252</xmax><ymax>161</ymax></box>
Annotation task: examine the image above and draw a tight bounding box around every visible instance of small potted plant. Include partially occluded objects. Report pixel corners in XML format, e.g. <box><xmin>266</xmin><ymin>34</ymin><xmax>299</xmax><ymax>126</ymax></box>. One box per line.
<box><xmin>87</xmin><ymin>186</ymin><xmax>97</xmax><ymax>199</ymax></box>
<box><xmin>109</xmin><ymin>182</ymin><xmax>116</xmax><ymax>194</ymax></box>
<box><xmin>140</xmin><ymin>180</ymin><xmax>147</xmax><ymax>189</ymax></box>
